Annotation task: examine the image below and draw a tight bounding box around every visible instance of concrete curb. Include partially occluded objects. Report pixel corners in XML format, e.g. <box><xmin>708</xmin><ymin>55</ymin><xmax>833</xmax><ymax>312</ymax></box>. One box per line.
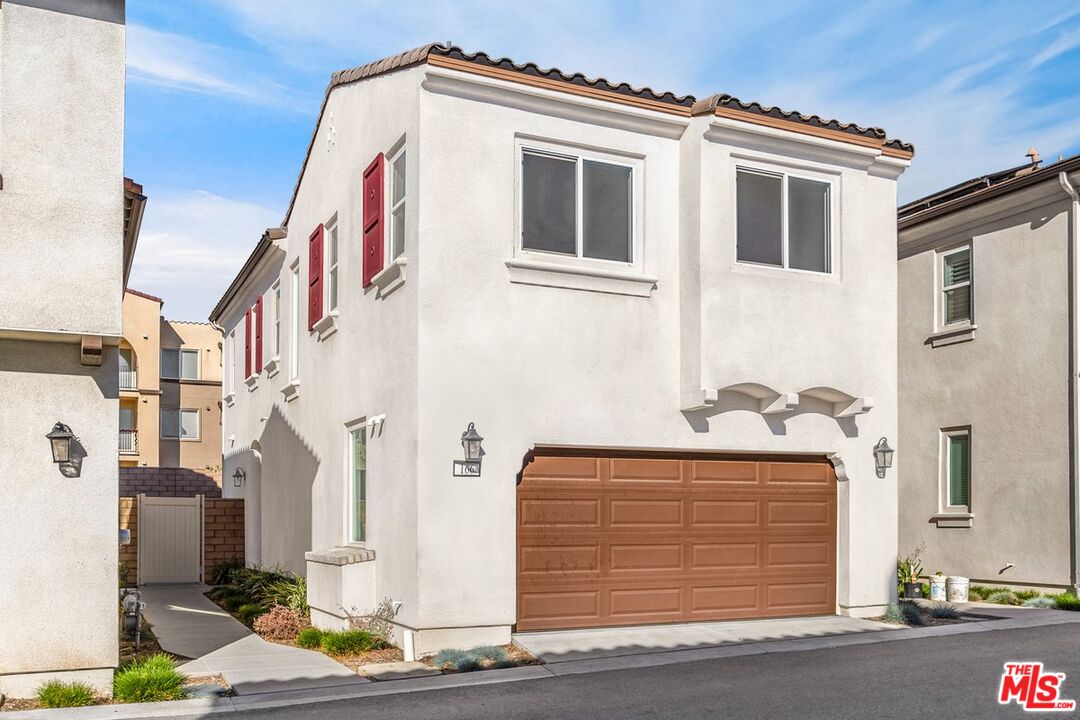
<box><xmin>5</xmin><ymin>610</ymin><xmax>1078</xmax><ymax>719</ymax></box>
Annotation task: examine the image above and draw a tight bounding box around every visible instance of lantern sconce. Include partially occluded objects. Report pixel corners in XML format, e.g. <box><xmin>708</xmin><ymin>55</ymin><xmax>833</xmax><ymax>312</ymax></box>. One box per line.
<box><xmin>46</xmin><ymin>422</ymin><xmax>84</xmax><ymax>478</ymax></box>
<box><xmin>874</xmin><ymin>436</ymin><xmax>895</xmax><ymax>479</ymax></box>
<box><xmin>232</xmin><ymin>467</ymin><xmax>247</xmax><ymax>488</ymax></box>
<box><xmin>453</xmin><ymin>422</ymin><xmax>484</xmax><ymax>477</ymax></box>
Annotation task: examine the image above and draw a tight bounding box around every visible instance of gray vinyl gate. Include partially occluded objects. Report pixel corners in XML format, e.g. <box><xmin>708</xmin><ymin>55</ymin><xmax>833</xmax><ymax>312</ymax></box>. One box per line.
<box><xmin>138</xmin><ymin>495</ymin><xmax>202</xmax><ymax>584</ymax></box>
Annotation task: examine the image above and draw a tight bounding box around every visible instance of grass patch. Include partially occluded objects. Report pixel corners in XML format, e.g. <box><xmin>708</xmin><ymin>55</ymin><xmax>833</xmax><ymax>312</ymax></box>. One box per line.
<box><xmin>36</xmin><ymin>681</ymin><xmax>96</xmax><ymax>708</ymax></box>
<box><xmin>320</xmin><ymin>629</ymin><xmax>387</xmax><ymax>656</ymax></box>
<box><xmin>113</xmin><ymin>654</ymin><xmax>186</xmax><ymax>703</ymax></box>
<box><xmin>296</xmin><ymin>627</ymin><xmax>324</xmax><ymax>649</ymax></box>
<box><xmin>1053</xmin><ymin>593</ymin><xmax>1080</xmax><ymax>611</ymax></box>
<box><xmin>985</xmin><ymin>590</ymin><xmax>1020</xmax><ymax>606</ymax></box>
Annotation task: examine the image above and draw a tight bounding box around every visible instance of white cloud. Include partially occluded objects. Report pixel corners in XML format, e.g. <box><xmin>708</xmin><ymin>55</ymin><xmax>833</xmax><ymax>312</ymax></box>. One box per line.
<box><xmin>1030</xmin><ymin>25</ymin><xmax>1080</xmax><ymax>69</ymax></box>
<box><xmin>127</xmin><ymin>192</ymin><xmax>281</xmax><ymax>322</ymax></box>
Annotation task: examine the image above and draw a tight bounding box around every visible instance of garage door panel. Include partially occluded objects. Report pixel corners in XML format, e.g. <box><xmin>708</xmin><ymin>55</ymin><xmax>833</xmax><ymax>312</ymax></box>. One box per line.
<box><xmin>518</xmin><ymin>453</ymin><xmax>836</xmax><ymax>631</ymax></box>
<box><xmin>523</xmin><ymin>455</ymin><xmax>601</xmax><ymax>483</ymax></box>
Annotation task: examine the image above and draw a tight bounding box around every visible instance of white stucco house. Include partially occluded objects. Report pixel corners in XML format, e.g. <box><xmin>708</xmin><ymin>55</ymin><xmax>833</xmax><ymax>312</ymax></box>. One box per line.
<box><xmin>898</xmin><ymin>151</ymin><xmax>1080</xmax><ymax>592</ymax></box>
<box><xmin>0</xmin><ymin>0</ymin><xmax>141</xmax><ymax>696</ymax></box>
<box><xmin>211</xmin><ymin>43</ymin><xmax>913</xmax><ymax>656</ymax></box>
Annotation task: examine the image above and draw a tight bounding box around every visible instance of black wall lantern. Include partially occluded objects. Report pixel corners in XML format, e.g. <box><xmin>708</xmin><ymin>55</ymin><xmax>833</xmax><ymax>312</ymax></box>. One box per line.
<box><xmin>232</xmin><ymin>467</ymin><xmax>246</xmax><ymax>488</ymax></box>
<box><xmin>874</xmin><ymin>436</ymin><xmax>895</xmax><ymax>479</ymax></box>
<box><xmin>46</xmin><ymin>422</ymin><xmax>83</xmax><ymax>478</ymax></box>
<box><xmin>453</xmin><ymin>422</ymin><xmax>484</xmax><ymax>477</ymax></box>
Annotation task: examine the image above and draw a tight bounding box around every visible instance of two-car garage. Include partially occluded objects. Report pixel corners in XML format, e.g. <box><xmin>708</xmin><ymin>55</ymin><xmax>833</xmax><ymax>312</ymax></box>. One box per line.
<box><xmin>516</xmin><ymin>451</ymin><xmax>837</xmax><ymax>632</ymax></box>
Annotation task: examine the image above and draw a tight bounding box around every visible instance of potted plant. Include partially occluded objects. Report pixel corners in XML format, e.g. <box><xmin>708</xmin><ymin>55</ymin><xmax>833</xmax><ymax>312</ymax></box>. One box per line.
<box><xmin>897</xmin><ymin>544</ymin><xmax>925</xmax><ymax>599</ymax></box>
<box><xmin>929</xmin><ymin>571</ymin><xmax>947</xmax><ymax>601</ymax></box>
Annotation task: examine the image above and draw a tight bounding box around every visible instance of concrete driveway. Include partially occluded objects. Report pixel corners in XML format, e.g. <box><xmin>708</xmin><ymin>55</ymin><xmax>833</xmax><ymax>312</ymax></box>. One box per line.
<box><xmin>139</xmin><ymin>584</ymin><xmax>367</xmax><ymax>695</ymax></box>
<box><xmin>513</xmin><ymin>615</ymin><xmax>896</xmax><ymax>662</ymax></box>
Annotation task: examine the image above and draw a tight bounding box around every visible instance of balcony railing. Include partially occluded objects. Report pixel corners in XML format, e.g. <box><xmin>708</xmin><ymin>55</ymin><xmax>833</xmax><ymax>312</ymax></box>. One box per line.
<box><xmin>119</xmin><ymin>369</ymin><xmax>137</xmax><ymax>390</ymax></box>
<box><xmin>119</xmin><ymin>429</ymin><xmax>138</xmax><ymax>454</ymax></box>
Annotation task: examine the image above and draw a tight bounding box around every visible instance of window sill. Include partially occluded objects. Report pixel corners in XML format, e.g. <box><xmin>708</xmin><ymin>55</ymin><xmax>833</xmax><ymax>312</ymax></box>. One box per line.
<box><xmin>371</xmin><ymin>256</ymin><xmax>407</xmax><ymax>299</ymax></box>
<box><xmin>244</xmin><ymin>375</ymin><xmax>258</xmax><ymax>391</ymax></box>
<box><xmin>264</xmin><ymin>356</ymin><xmax>280</xmax><ymax>378</ymax></box>
<box><xmin>223</xmin><ymin>391</ymin><xmax>236</xmax><ymax>408</ymax></box>
<box><xmin>305</xmin><ymin>546</ymin><xmax>376</xmax><ymax>566</ymax></box>
<box><xmin>505</xmin><ymin>257</ymin><xmax>657</xmax><ymax>297</ymax></box>
<box><xmin>928</xmin><ymin>324</ymin><xmax>976</xmax><ymax>348</ymax></box>
<box><xmin>313</xmin><ymin>311</ymin><xmax>339</xmax><ymax>341</ymax></box>
<box><xmin>931</xmin><ymin>513</ymin><xmax>973</xmax><ymax>528</ymax></box>
<box><xmin>281</xmin><ymin>380</ymin><xmax>300</xmax><ymax>402</ymax></box>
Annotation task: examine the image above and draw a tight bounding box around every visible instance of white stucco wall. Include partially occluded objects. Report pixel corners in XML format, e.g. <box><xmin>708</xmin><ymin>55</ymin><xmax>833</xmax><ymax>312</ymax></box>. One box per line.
<box><xmin>899</xmin><ymin>186</ymin><xmax>1075</xmax><ymax>588</ymax></box>
<box><xmin>0</xmin><ymin>1</ymin><xmax>124</xmax><ymax>338</ymax></box>
<box><xmin>221</xmin><ymin>61</ymin><xmax>907</xmax><ymax>654</ymax></box>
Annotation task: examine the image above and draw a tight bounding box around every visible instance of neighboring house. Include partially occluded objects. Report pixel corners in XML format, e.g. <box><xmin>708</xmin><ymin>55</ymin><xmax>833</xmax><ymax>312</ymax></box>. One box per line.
<box><xmin>210</xmin><ymin>43</ymin><xmax>912</xmax><ymax>656</ymax></box>
<box><xmin>0</xmin><ymin>0</ymin><xmax>138</xmax><ymax>697</ymax></box>
<box><xmin>898</xmin><ymin>151</ymin><xmax>1080</xmax><ymax>592</ymax></box>
<box><xmin>120</xmin><ymin>289</ymin><xmax>223</xmax><ymax>476</ymax></box>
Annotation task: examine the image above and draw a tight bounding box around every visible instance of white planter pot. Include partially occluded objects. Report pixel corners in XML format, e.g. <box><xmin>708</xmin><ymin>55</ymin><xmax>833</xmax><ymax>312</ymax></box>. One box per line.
<box><xmin>929</xmin><ymin>577</ymin><xmax>948</xmax><ymax>601</ymax></box>
<box><xmin>947</xmin><ymin>576</ymin><xmax>969</xmax><ymax>603</ymax></box>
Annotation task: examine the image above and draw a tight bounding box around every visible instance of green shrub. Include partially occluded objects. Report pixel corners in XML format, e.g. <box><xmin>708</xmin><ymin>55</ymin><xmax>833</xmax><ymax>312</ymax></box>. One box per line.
<box><xmin>1015</xmin><ymin>589</ymin><xmax>1041</xmax><ymax>601</ymax></box>
<box><xmin>36</xmin><ymin>681</ymin><xmax>96</xmax><ymax>708</ymax></box>
<box><xmin>929</xmin><ymin>602</ymin><xmax>959</xmax><ymax>619</ymax></box>
<box><xmin>471</xmin><ymin>646</ymin><xmax>508</xmax><ymax>664</ymax></box>
<box><xmin>920</xmin><ymin>583</ymin><xmax>930</xmax><ymax>598</ymax></box>
<box><xmin>1023</xmin><ymin>596</ymin><xmax>1057</xmax><ymax>609</ymax></box>
<box><xmin>320</xmin><ymin>629</ymin><xmax>385</xmax><ymax>655</ymax></box>
<box><xmin>262</xmin><ymin>576</ymin><xmax>309</xmax><ymax>615</ymax></box>
<box><xmin>967</xmin><ymin>588</ymin><xmax>985</xmax><ymax>601</ymax></box>
<box><xmin>296</xmin><ymin>627</ymin><xmax>324</xmax><ymax>649</ymax></box>
<box><xmin>236</xmin><ymin>603</ymin><xmax>267</xmax><ymax>625</ymax></box>
<box><xmin>986</xmin><ymin>591</ymin><xmax>1020</xmax><ymax>606</ymax></box>
<box><xmin>882</xmin><ymin>602</ymin><xmax>904</xmax><ymax>624</ymax></box>
<box><xmin>209</xmin><ymin>558</ymin><xmax>244</xmax><ymax>586</ymax></box>
<box><xmin>969</xmin><ymin>584</ymin><xmax>997</xmax><ymax>599</ymax></box>
<box><xmin>253</xmin><ymin>605</ymin><xmax>309</xmax><ymax>641</ymax></box>
<box><xmin>113</xmin><ymin>654</ymin><xmax>186</xmax><ymax>703</ymax></box>
<box><xmin>900</xmin><ymin>601</ymin><xmax>925</xmax><ymax>626</ymax></box>
<box><xmin>433</xmin><ymin>648</ymin><xmax>468</xmax><ymax>669</ymax></box>
<box><xmin>1053</xmin><ymin>593</ymin><xmax>1080</xmax><ymax>611</ymax></box>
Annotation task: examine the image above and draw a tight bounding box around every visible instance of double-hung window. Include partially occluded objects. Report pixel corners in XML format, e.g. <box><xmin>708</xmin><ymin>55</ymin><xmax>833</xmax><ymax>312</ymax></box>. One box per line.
<box><xmin>289</xmin><ymin>265</ymin><xmax>300</xmax><ymax>381</ymax></box>
<box><xmin>227</xmin><ymin>332</ymin><xmax>235</xmax><ymax>395</ymax></box>
<box><xmin>943</xmin><ymin>428</ymin><xmax>971</xmax><ymax>509</ymax></box>
<box><xmin>272</xmin><ymin>282</ymin><xmax>282</xmax><ymax>357</ymax></box>
<box><xmin>940</xmin><ymin>245</ymin><xmax>972</xmax><ymax>326</ymax></box>
<box><xmin>521</xmin><ymin>147</ymin><xmax>634</xmax><ymax>264</ymax></box>
<box><xmin>736</xmin><ymin>167</ymin><xmax>831</xmax><ymax>273</ymax></box>
<box><xmin>389</xmin><ymin>147</ymin><xmax>406</xmax><ymax>261</ymax></box>
<box><xmin>161</xmin><ymin>408</ymin><xmax>199</xmax><ymax>440</ymax></box>
<box><xmin>348</xmin><ymin>426</ymin><xmax>367</xmax><ymax>543</ymax></box>
<box><xmin>326</xmin><ymin>219</ymin><xmax>339</xmax><ymax>312</ymax></box>
<box><xmin>162</xmin><ymin>348</ymin><xmax>199</xmax><ymax>380</ymax></box>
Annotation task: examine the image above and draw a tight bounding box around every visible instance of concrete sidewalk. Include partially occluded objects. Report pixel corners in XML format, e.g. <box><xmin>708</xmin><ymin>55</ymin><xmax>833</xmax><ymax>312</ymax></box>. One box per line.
<box><xmin>139</xmin><ymin>584</ymin><xmax>367</xmax><ymax>695</ymax></box>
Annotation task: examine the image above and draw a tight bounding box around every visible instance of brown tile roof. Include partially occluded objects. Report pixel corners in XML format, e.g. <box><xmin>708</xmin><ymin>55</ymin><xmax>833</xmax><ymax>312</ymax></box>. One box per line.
<box><xmin>898</xmin><ymin>153</ymin><xmax>1080</xmax><ymax>228</ymax></box>
<box><xmin>125</xmin><ymin>288</ymin><xmax>163</xmax><ymax>304</ymax></box>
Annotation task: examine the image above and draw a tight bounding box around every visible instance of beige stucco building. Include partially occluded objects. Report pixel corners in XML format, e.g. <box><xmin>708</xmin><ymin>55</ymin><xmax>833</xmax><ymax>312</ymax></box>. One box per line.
<box><xmin>898</xmin><ymin>152</ymin><xmax>1080</xmax><ymax>592</ymax></box>
<box><xmin>120</xmin><ymin>289</ymin><xmax>222</xmax><ymax>477</ymax></box>
<box><xmin>0</xmin><ymin>0</ymin><xmax>141</xmax><ymax>696</ymax></box>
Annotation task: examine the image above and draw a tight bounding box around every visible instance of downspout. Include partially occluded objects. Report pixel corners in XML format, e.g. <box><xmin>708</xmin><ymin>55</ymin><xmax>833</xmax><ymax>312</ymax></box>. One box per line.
<box><xmin>1061</xmin><ymin>170</ymin><xmax>1080</xmax><ymax>594</ymax></box>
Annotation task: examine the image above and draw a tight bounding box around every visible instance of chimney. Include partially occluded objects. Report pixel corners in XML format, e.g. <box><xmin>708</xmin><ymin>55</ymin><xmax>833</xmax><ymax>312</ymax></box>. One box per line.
<box><xmin>1016</xmin><ymin>147</ymin><xmax>1042</xmax><ymax>177</ymax></box>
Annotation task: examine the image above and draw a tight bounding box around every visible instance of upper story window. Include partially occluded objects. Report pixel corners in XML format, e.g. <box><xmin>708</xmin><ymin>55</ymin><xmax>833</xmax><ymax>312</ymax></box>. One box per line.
<box><xmin>289</xmin><ymin>263</ymin><xmax>301</xmax><ymax>382</ymax></box>
<box><xmin>162</xmin><ymin>348</ymin><xmax>199</xmax><ymax>380</ymax></box>
<box><xmin>736</xmin><ymin>167</ymin><xmax>831</xmax><ymax>274</ymax></box>
<box><xmin>326</xmin><ymin>218</ymin><xmax>339</xmax><ymax>312</ymax></box>
<box><xmin>271</xmin><ymin>281</ymin><xmax>282</xmax><ymax>357</ymax></box>
<box><xmin>227</xmin><ymin>331</ymin><xmax>235</xmax><ymax>395</ymax></box>
<box><xmin>119</xmin><ymin>348</ymin><xmax>136</xmax><ymax>390</ymax></box>
<box><xmin>389</xmin><ymin>147</ymin><xmax>406</xmax><ymax>261</ymax></box>
<box><xmin>940</xmin><ymin>245</ymin><xmax>972</xmax><ymax>326</ymax></box>
<box><xmin>161</xmin><ymin>407</ymin><xmax>199</xmax><ymax>440</ymax></box>
<box><xmin>521</xmin><ymin>147</ymin><xmax>634</xmax><ymax>264</ymax></box>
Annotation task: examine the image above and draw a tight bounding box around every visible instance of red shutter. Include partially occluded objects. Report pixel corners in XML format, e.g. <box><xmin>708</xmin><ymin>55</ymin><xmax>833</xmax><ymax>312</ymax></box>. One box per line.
<box><xmin>362</xmin><ymin>153</ymin><xmax>385</xmax><ymax>287</ymax></box>
<box><xmin>244</xmin><ymin>308</ymin><xmax>252</xmax><ymax>378</ymax></box>
<box><xmin>254</xmin><ymin>296</ymin><xmax>264</xmax><ymax>373</ymax></box>
<box><xmin>308</xmin><ymin>224</ymin><xmax>324</xmax><ymax>330</ymax></box>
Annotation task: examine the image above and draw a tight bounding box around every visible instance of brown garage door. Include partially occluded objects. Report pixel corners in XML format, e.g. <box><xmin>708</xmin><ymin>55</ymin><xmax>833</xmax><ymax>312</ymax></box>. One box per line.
<box><xmin>516</xmin><ymin>451</ymin><xmax>837</xmax><ymax>631</ymax></box>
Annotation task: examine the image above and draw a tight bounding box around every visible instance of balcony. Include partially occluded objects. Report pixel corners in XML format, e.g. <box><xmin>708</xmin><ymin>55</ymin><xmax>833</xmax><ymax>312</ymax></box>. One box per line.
<box><xmin>119</xmin><ymin>429</ymin><xmax>138</xmax><ymax>454</ymax></box>
<box><xmin>119</xmin><ymin>369</ymin><xmax>138</xmax><ymax>391</ymax></box>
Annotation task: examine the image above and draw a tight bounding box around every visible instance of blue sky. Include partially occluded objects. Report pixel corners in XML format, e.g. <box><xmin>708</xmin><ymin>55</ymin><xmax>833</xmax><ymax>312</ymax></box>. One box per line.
<box><xmin>125</xmin><ymin>0</ymin><xmax>1080</xmax><ymax>321</ymax></box>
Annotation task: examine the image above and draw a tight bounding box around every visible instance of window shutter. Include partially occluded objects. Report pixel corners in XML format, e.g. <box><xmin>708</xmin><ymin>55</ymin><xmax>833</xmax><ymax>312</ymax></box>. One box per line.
<box><xmin>244</xmin><ymin>308</ymin><xmax>252</xmax><ymax>378</ymax></box>
<box><xmin>308</xmin><ymin>224</ymin><xmax>324</xmax><ymax>330</ymax></box>
<box><xmin>362</xmin><ymin>153</ymin><xmax>385</xmax><ymax>287</ymax></box>
<box><xmin>254</xmin><ymin>296</ymin><xmax>264</xmax><ymax>372</ymax></box>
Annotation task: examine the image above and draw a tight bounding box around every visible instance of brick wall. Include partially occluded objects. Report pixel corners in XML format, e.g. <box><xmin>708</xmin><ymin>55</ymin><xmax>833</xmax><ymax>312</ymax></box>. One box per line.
<box><xmin>118</xmin><ymin>496</ymin><xmax>243</xmax><ymax>584</ymax></box>
<box><xmin>120</xmin><ymin>467</ymin><xmax>222</xmax><ymax>498</ymax></box>
<box><xmin>204</xmin><ymin>498</ymin><xmax>245</xmax><ymax>581</ymax></box>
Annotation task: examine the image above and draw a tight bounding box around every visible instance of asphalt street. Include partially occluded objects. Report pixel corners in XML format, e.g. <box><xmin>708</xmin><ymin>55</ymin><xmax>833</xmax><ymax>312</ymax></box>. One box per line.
<box><xmin>176</xmin><ymin>623</ymin><xmax>1080</xmax><ymax>720</ymax></box>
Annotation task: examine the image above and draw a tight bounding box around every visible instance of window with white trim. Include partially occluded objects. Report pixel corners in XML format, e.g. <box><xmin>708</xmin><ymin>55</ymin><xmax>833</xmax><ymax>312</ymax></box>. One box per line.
<box><xmin>347</xmin><ymin>424</ymin><xmax>367</xmax><ymax>543</ymax></box>
<box><xmin>940</xmin><ymin>245</ymin><xmax>972</xmax><ymax>326</ymax></box>
<box><xmin>520</xmin><ymin>147</ymin><xmax>634</xmax><ymax>264</ymax></box>
<box><xmin>161</xmin><ymin>408</ymin><xmax>199</xmax><ymax>440</ymax></box>
<box><xmin>161</xmin><ymin>348</ymin><xmax>199</xmax><ymax>380</ymax></box>
<box><xmin>289</xmin><ymin>265</ymin><xmax>300</xmax><ymax>381</ymax></box>
<box><xmin>389</xmin><ymin>146</ymin><xmax>406</xmax><ymax>261</ymax></box>
<box><xmin>736</xmin><ymin>167</ymin><xmax>831</xmax><ymax>273</ymax></box>
<box><xmin>943</xmin><ymin>428</ymin><xmax>971</xmax><ymax>510</ymax></box>
<box><xmin>227</xmin><ymin>331</ymin><xmax>235</xmax><ymax>394</ymax></box>
<box><xmin>271</xmin><ymin>281</ymin><xmax>281</xmax><ymax>357</ymax></box>
<box><xmin>326</xmin><ymin>218</ymin><xmax>339</xmax><ymax>312</ymax></box>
